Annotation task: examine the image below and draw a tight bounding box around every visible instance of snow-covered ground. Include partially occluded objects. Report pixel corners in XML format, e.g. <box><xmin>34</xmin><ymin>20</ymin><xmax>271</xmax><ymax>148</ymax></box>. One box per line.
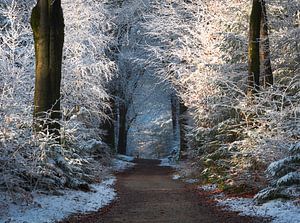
<box><xmin>115</xmin><ymin>154</ymin><xmax>135</xmax><ymax>162</ymax></box>
<box><xmin>0</xmin><ymin>178</ymin><xmax>116</xmax><ymax>223</ymax></box>
<box><xmin>112</xmin><ymin>155</ymin><xmax>135</xmax><ymax>172</ymax></box>
<box><xmin>219</xmin><ymin>197</ymin><xmax>300</xmax><ymax>223</ymax></box>
<box><xmin>172</xmin><ymin>174</ymin><xmax>199</xmax><ymax>184</ymax></box>
<box><xmin>0</xmin><ymin>156</ymin><xmax>135</xmax><ymax>223</ymax></box>
<box><xmin>199</xmin><ymin>184</ymin><xmax>300</xmax><ymax>223</ymax></box>
<box><xmin>172</xmin><ymin>174</ymin><xmax>181</xmax><ymax>180</ymax></box>
<box><xmin>184</xmin><ymin>178</ymin><xmax>199</xmax><ymax>184</ymax></box>
<box><xmin>159</xmin><ymin>157</ymin><xmax>177</xmax><ymax>167</ymax></box>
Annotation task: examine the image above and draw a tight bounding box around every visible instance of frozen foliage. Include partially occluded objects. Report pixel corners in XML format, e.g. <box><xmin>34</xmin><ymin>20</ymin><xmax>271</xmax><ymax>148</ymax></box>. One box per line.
<box><xmin>0</xmin><ymin>0</ymin><xmax>39</xmax><ymax>191</ymax></box>
<box><xmin>107</xmin><ymin>0</ymin><xmax>175</xmax><ymax>158</ymax></box>
<box><xmin>60</xmin><ymin>0</ymin><xmax>115</xmax><ymax>150</ymax></box>
<box><xmin>0</xmin><ymin>0</ymin><xmax>299</xmax><ymax>219</ymax></box>
<box><xmin>127</xmin><ymin>76</ymin><xmax>174</xmax><ymax>159</ymax></box>
<box><xmin>138</xmin><ymin>0</ymin><xmax>299</xmax><ymax>192</ymax></box>
<box><xmin>0</xmin><ymin>157</ymin><xmax>135</xmax><ymax>223</ymax></box>
<box><xmin>0</xmin><ymin>178</ymin><xmax>116</xmax><ymax>223</ymax></box>
<box><xmin>62</xmin><ymin>0</ymin><xmax>115</xmax><ymax>116</ymax></box>
<box><xmin>159</xmin><ymin>157</ymin><xmax>177</xmax><ymax>167</ymax></box>
<box><xmin>0</xmin><ymin>0</ymin><xmax>115</xmax><ymax>193</ymax></box>
<box><xmin>255</xmin><ymin>142</ymin><xmax>300</xmax><ymax>203</ymax></box>
<box><xmin>290</xmin><ymin>142</ymin><xmax>300</xmax><ymax>154</ymax></box>
<box><xmin>277</xmin><ymin>172</ymin><xmax>300</xmax><ymax>187</ymax></box>
<box><xmin>267</xmin><ymin>155</ymin><xmax>300</xmax><ymax>177</ymax></box>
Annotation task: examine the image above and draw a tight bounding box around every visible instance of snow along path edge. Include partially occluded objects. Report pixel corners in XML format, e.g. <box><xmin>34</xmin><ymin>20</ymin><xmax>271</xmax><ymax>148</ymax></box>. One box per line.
<box><xmin>218</xmin><ymin>197</ymin><xmax>300</xmax><ymax>223</ymax></box>
<box><xmin>0</xmin><ymin>178</ymin><xmax>116</xmax><ymax>223</ymax></box>
<box><xmin>199</xmin><ymin>184</ymin><xmax>300</xmax><ymax>223</ymax></box>
<box><xmin>0</xmin><ymin>157</ymin><xmax>135</xmax><ymax>223</ymax></box>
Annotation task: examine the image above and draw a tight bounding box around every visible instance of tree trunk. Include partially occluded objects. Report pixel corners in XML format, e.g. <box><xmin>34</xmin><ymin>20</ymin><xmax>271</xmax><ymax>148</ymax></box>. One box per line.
<box><xmin>248</xmin><ymin>0</ymin><xmax>262</xmax><ymax>96</ymax></box>
<box><xmin>117</xmin><ymin>101</ymin><xmax>127</xmax><ymax>155</ymax></box>
<box><xmin>102</xmin><ymin>98</ymin><xmax>116</xmax><ymax>150</ymax></box>
<box><xmin>260</xmin><ymin>0</ymin><xmax>273</xmax><ymax>87</ymax></box>
<box><xmin>31</xmin><ymin>0</ymin><xmax>64</xmax><ymax>138</ymax></box>
<box><xmin>171</xmin><ymin>93</ymin><xmax>178</xmax><ymax>135</ymax></box>
<box><xmin>179</xmin><ymin>100</ymin><xmax>188</xmax><ymax>160</ymax></box>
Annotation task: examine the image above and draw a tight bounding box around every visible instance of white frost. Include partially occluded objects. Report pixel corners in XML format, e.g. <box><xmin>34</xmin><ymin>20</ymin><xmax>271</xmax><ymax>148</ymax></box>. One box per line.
<box><xmin>172</xmin><ymin>174</ymin><xmax>181</xmax><ymax>180</ymax></box>
<box><xmin>185</xmin><ymin>179</ymin><xmax>199</xmax><ymax>184</ymax></box>
<box><xmin>159</xmin><ymin>158</ymin><xmax>177</xmax><ymax>167</ymax></box>
<box><xmin>199</xmin><ymin>184</ymin><xmax>218</xmax><ymax>191</ymax></box>
<box><xmin>0</xmin><ymin>178</ymin><xmax>116</xmax><ymax>223</ymax></box>
<box><xmin>112</xmin><ymin>155</ymin><xmax>135</xmax><ymax>172</ymax></box>
<box><xmin>218</xmin><ymin>198</ymin><xmax>300</xmax><ymax>223</ymax></box>
<box><xmin>277</xmin><ymin>171</ymin><xmax>300</xmax><ymax>186</ymax></box>
<box><xmin>116</xmin><ymin>154</ymin><xmax>135</xmax><ymax>162</ymax></box>
<box><xmin>267</xmin><ymin>155</ymin><xmax>300</xmax><ymax>177</ymax></box>
<box><xmin>197</xmin><ymin>184</ymin><xmax>300</xmax><ymax>223</ymax></box>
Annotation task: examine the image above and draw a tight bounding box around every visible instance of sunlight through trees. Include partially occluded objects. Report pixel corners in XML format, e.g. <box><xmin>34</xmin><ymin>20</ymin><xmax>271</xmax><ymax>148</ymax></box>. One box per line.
<box><xmin>0</xmin><ymin>0</ymin><xmax>299</xmax><ymax>221</ymax></box>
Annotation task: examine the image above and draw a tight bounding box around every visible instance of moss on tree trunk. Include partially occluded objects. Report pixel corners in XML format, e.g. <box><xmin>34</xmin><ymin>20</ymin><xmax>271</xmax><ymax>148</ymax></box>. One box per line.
<box><xmin>260</xmin><ymin>0</ymin><xmax>273</xmax><ymax>87</ymax></box>
<box><xmin>248</xmin><ymin>0</ymin><xmax>273</xmax><ymax>96</ymax></box>
<box><xmin>31</xmin><ymin>0</ymin><xmax>64</xmax><ymax>139</ymax></box>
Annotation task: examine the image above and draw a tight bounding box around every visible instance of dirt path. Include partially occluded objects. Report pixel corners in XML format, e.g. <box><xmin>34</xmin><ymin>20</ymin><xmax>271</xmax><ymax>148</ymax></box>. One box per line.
<box><xmin>62</xmin><ymin>159</ymin><xmax>268</xmax><ymax>223</ymax></box>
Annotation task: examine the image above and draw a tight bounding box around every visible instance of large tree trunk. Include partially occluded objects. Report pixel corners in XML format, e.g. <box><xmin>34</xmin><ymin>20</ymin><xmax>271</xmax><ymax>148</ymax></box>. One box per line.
<box><xmin>248</xmin><ymin>0</ymin><xmax>262</xmax><ymax>96</ymax></box>
<box><xmin>117</xmin><ymin>101</ymin><xmax>127</xmax><ymax>155</ymax></box>
<box><xmin>179</xmin><ymin>100</ymin><xmax>188</xmax><ymax>160</ymax></box>
<box><xmin>260</xmin><ymin>0</ymin><xmax>273</xmax><ymax>87</ymax></box>
<box><xmin>31</xmin><ymin>0</ymin><xmax>64</xmax><ymax>138</ymax></box>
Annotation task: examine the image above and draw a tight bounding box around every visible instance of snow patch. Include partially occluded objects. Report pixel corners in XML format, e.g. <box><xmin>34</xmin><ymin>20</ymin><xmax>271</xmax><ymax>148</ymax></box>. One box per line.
<box><xmin>172</xmin><ymin>174</ymin><xmax>181</xmax><ymax>180</ymax></box>
<box><xmin>199</xmin><ymin>184</ymin><xmax>218</xmax><ymax>191</ymax></box>
<box><xmin>159</xmin><ymin>158</ymin><xmax>177</xmax><ymax>167</ymax></box>
<box><xmin>185</xmin><ymin>179</ymin><xmax>199</xmax><ymax>184</ymax></box>
<box><xmin>277</xmin><ymin>171</ymin><xmax>300</xmax><ymax>186</ymax></box>
<box><xmin>172</xmin><ymin>174</ymin><xmax>199</xmax><ymax>184</ymax></box>
<box><xmin>267</xmin><ymin>154</ymin><xmax>300</xmax><ymax>177</ymax></box>
<box><xmin>116</xmin><ymin>154</ymin><xmax>135</xmax><ymax>162</ymax></box>
<box><xmin>198</xmin><ymin>184</ymin><xmax>300</xmax><ymax>223</ymax></box>
<box><xmin>0</xmin><ymin>178</ymin><xmax>116</xmax><ymax>223</ymax></box>
<box><xmin>112</xmin><ymin>155</ymin><xmax>135</xmax><ymax>172</ymax></box>
<box><xmin>198</xmin><ymin>184</ymin><xmax>300</xmax><ymax>222</ymax></box>
<box><xmin>218</xmin><ymin>198</ymin><xmax>300</xmax><ymax>223</ymax></box>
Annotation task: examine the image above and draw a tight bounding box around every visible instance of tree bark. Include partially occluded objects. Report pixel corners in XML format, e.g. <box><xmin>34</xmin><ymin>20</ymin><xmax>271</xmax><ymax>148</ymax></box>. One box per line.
<box><xmin>117</xmin><ymin>101</ymin><xmax>127</xmax><ymax>155</ymax></box>
<box><xmin>102</xmin><ymin>98</ymin><xmax>116</xmax><ymax>150</ymax></box>
<box><xmin>248</xmin><ymin>0</ymin><xmax>262</xmax><ymax>96</ymax></box>
<box><xmin>260</xmin><ymin>0</ymin><xmax>273</xmax><ymax>87</ymax></box>
<box><xmin>179</xmin><ymin>100</ymin><xmax>188</xmax><ymax>160</ymax></box>
<box><xmin>31</xmin><ymin>0</ymin><xmax>64</xmax><ymax>138</ymax></box>
<box><xmin>171</xmin><ymin>93</ymin><xmax>178</xmax><ymax>135</ymax></box>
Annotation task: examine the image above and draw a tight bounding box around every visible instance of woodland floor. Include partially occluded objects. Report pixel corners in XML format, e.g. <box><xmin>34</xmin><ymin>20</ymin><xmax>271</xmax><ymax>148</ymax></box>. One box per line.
<box><xmin>61</xmin><ymin>159</ymin><xmax>269</xmax><ymax>223</ymax></box>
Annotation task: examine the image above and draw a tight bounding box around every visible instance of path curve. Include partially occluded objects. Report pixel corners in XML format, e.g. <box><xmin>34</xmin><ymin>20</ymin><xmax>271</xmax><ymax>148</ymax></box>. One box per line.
<box><xmin>62</xmin><ymin>159</ymin><xmax>268</xmax><ymax>223</ymax></box>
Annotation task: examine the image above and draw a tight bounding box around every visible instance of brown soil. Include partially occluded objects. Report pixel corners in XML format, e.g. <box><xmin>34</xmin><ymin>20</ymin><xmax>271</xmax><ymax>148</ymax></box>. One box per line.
<box><xmin>61</xmin><ymin>159</ymin><xmax>269</xmax><ymax>223</ymax></box>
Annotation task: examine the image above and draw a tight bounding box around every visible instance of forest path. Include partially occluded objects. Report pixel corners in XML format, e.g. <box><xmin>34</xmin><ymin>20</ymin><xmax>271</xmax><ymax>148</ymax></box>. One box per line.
<box><xmin>62</xmin><ymin>159</ymin><xmax>267</xmax><ymax>223</ymax></box>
